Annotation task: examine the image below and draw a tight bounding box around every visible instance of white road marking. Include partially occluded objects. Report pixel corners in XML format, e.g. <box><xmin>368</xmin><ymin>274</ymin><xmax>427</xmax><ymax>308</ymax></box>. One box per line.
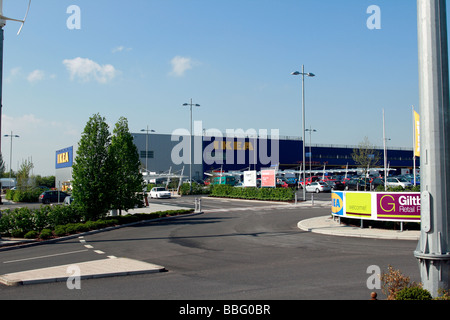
<box><xmin>3</xmin><ymin>249</ymin><xmax>89</xmax><ymax>264</ymax></box>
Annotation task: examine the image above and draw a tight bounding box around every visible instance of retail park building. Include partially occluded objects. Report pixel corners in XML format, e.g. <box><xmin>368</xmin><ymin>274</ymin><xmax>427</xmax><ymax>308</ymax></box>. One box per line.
<box><xmin>55</xmin><ymin>132</ymin><xmax>418</xmax><ymax>188</ymax></box>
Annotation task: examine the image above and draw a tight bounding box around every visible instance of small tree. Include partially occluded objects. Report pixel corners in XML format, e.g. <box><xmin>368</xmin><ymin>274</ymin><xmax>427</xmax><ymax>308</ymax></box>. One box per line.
<box><xmin>109</xmin><ymin>117</ymin><xmax>144</xmax><ymax>214</ymax></box>
<box><xmin>351</xmin><ymin>137</ymin><xmax>381</xmax><ymax>189</ymax></box>
<box><xmin>16</xmin><ymin>159</ymin><xmax>34</xmax><ymax>191</ymax></box>
<box><xmin>72</xmin><ymin>114</ymin><xmax>113</xmax><ymax>221</ymax></box>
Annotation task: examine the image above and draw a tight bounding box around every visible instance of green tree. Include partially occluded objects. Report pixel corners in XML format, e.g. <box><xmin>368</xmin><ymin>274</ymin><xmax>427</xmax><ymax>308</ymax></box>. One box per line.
<box><xmin>16</xmin><ymin>159</ymin><xmax>34</xmax><ymax>191</ymax></box>
<box><xmin>351</xmin><ymin>137</ymin><xmax>381</xmax><ymax>190</ymax></box>
<box><xmin>109</xmin><ymin>117</ymin><xmax>144</xmax><ymax>214</ymax></box>
<box><xmin>72</xmin><ymin>114</ymin><xmax>113</xmax><ymax>221</ymax></box>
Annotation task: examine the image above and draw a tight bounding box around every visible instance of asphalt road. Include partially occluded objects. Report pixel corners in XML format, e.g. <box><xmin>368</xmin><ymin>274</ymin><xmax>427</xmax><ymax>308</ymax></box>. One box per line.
<box><xmin>0</xmin><ymin>193</ymin><xmax>421</xmax><ymax>301</ymax></box>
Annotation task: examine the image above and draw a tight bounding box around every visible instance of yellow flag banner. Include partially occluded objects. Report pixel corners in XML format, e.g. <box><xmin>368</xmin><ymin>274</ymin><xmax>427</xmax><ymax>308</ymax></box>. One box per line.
<box><xmin>414</xmin><ymin>111</ymin><xmax>420</xmax><ymax>157</ymax></box>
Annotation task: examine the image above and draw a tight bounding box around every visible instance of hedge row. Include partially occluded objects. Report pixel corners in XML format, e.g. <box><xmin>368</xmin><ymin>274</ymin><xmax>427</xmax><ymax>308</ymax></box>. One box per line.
<box><xmin>0</xmin><ymin>205</ymin><xmax>195</xmax><ymax>239</ymax></box>
<box><xmin>210</xmin><ymin>185</ymin><xmax>295</xmax><ymax>201</ymax></box>
<box><xmin>375</xmin><ymin>185</ymin><xmax>421</xmax><ymax>192</ymax></box>
<box><xmin>5</xmin><ymin>189</ymin><xmax>43</xmax><ymax>203</ymax></box>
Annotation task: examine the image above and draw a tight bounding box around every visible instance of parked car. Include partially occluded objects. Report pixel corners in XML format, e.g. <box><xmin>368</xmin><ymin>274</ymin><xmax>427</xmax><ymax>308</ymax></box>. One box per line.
<box><xmin>149</xmin><ymin>187</ymin><xmax>171</xmax><ymax>199</ymax></box>
<box><xmin>305</xmin><ymin>181</ymin><xmax>331</xmax><ymax>193</ymax></box>
<box><xmin>276</xmin><ymin>178</ymin><xmax>289</xmax><ymax>188</ymax></box>
<box><xmin>299</xmin><ymin>176</ymin><xmax>321</xmax><ymax>188</ymax></box>
<box><xmin>331</xmin><ymin>180</ymin><xmax>346</xmax><ymax>190</ymax></box>
<box><xmin>385</xmin><ymin>177</ymin><xmax>412</xmax><ymax>189</ymax></box>
<box><xmin>344</xmin><ymin>179</ymin><xmax>369</xmax><ymax>191</ymax></box>
<box><xmin>39</xmin><ymin>190</ymin><xmax>70</xmax><ymax>204</ymax></box>
<box><xmin>369</xmin><ymin>178</ymin><xmax>385</xmax><ymax>190</ymax></box>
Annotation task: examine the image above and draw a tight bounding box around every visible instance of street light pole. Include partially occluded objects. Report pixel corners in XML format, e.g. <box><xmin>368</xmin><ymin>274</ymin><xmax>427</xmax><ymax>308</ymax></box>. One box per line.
<box><xmin>292</xmin><ymin>66</ymin><xmax>315</xmax><ymax>201</ymax></box>
<box><xmin>4</xmin><ymin>131</ymin><xmax>19</xmax><ymax>180</ymax></box>
<box><xmin>140</xmin><ymin>126</ymin><xmax>155</xmax><ymax>173</ymax></box>
<box><xmin>183</xmin><ymin>99</ymin><xmax>200</xmax><ymax>193</ymax></box>
<box><xmin>305</xmin><ymin>126</ymin><xmax>317</xmax><ymax>179</ymax></box>
<box><xmin>415</xmin><ymin>0</ymin><xmax>450</xmax><ymax>297</ymax></box>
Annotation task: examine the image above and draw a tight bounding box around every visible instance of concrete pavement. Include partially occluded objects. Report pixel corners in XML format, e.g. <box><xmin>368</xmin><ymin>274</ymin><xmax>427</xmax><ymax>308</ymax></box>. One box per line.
<box><xmin>0</xmin><ymin>257</ymin><xmax>165</xmax><ymax>286</ymax></box>
<box><xmin>0</xmin><ymin>198</ymin><xmax>420</xmax><ymax>286</ymax></box>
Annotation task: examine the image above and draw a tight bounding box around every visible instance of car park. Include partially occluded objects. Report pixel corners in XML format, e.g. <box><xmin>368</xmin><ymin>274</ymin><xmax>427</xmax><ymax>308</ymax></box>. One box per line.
<box><xmin>39</xmin><ymin>190</ymin><xmax>70</xmax><ymax>204</ymax></box>
<box><xmin>149</xmin><ymin>187</ymin><xmax>172</xmax><ymax>199</ymax></box>
<box><xmin>305</xmin><ymin>181</ymin><xmax>331</xmax><ymax>193</ymax></box>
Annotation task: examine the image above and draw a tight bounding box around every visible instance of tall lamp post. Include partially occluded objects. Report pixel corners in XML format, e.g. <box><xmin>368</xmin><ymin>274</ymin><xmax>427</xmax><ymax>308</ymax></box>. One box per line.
<box><xmin>0</xmin><ymin>1</ymin><xmax>31</xmax><ymax>207</ymax></box>
<box><xmin>182</xmin><ymin>99</ymin><xmax>200</xmax><ymax>192</ymax></box>
<box><xmin>305</xmin><ymin>126</ymin><xmax>317</xmax><ymax>179</ymax></box>
<box><xmin>414</xmin><ymin>0</ymin><xmax>450</xmax><ymax>297</ymax></box>
<box><xmin>292</xmin><ymin>66</ymin><xmax>315</xmax><ymax>201</ymax></box>
<box><xmin>4</xmin><ymin>131</ymin><xmax>19</xmax><ymax>180</ymax></box>
<box><xmin>140</xmin><ymin>126</ymin><xmax>155</xmax><ymax>173</ymax></box>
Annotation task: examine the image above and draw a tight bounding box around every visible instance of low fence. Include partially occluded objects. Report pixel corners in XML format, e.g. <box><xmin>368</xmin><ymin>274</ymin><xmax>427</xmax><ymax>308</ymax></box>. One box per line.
<box><xmin>331</xmin><ymin>191</ymin><xmax>421</xmax><ymax>223</ymax></box>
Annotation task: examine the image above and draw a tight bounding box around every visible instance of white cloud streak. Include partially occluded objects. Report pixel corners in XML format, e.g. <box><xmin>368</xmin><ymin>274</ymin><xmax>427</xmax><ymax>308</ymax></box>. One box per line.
<box><xmin>63</xmin><ymin>57</ymin><xmax>117</xmax><ymax>84</ymax></box>
<box><xmin>169</xmin><ymin>56</ymin><xmax>194</xmax><ymax>77</ymax></box>
<box><xmin>27</xmin><ymin>70</ymin><xmax>46</xmax><ymax>83</ymax></box>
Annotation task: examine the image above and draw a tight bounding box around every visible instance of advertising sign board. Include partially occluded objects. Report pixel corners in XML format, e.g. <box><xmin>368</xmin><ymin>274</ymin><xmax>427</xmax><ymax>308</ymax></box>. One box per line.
<box><xmin>261</xmin><ymin>169</ymin><xmax>276</xmax><ymax>187</ymax></box>
<box><xmin>376</xmin><ymin>193</ymin><xmax>421</xmax><ymax>221</ymax></box>
<box><xmin>331</xmin><ymin>191</ymin><xmax>421</xmax><ymax>223</ymax></box>
<box><xmin>56</xmin><ymin>146</ymin><xmax>74</xmax><ymax>169</ymax></box>
<box><xmin>243</xmin><ymin>170</ymin><xmax>257</xmax><ymax>187</ymax></box>
<box><xmin>345</xmin><ymin>192</ymin><xmax>372</xmax><ymax>218</ymax></box>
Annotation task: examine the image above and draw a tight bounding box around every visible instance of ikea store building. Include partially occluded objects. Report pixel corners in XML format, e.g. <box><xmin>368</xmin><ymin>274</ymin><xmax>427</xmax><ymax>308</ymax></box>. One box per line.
<box><xmin>55</xmin><ymin>132</ymin><xmax>418</xmax><ymax>188</ymax></box>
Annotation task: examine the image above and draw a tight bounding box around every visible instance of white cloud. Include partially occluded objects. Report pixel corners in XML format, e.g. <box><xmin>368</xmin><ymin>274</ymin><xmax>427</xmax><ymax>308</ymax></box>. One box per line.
<box><xmin>169</xmin><ymin>56</ymin><xmax>194</xmax><ymax>77</ymax></box>
<box><xmin>27</xmin><ymin>70</ymin><xmax>46</xmax><ymax>83</ymax></box>
<box><xmin>112</xmin><ymin>46</ymin><xmax>132</xmax><ymax>53</ymax></box>
<box><xmin>63</xmin><ymin>57</ymin><xmax>117</xmax><ymax>84</ymax></box>
<box><xmin>5</xmin><ymin>67</ymin><xmax>22</xmax><ymax>83</ymax></box>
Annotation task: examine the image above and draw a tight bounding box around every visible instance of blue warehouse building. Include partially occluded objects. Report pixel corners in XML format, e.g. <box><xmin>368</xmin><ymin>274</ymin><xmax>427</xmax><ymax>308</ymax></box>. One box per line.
<box><xmin>56</xmin><ymin>133</ymin><xmax>418</xmax><ymax>187</ymax></box>
<box><xmin>201</xmin><ymin>135</ymin><xmax>417</xmax><ymax>176</ymax></box>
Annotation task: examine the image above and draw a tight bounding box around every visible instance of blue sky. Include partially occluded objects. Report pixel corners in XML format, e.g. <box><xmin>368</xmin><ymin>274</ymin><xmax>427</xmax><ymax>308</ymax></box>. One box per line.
<box><xmin>0</xmin><ymin>0</ymin><xmax>424</xmax><ymax>175</ymax></box>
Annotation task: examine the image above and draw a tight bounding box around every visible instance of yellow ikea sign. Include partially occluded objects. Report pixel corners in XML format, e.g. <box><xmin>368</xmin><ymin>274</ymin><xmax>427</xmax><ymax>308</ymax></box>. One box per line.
<box><xmin>57</xmin><ymin>152</ymin><xmax>70</xmax><ymax>164</ymax></box>
<box><xmin>213</xmin><ymin>141</ymin><xmax>254</xmax><ymax>151</ymax></box>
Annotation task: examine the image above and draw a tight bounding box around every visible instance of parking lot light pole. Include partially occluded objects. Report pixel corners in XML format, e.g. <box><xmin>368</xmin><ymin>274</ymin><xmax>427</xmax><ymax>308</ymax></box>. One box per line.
<box><xmin>183</xmin><ymin>99</ymin><xmax>200</xmax><ymax>193</ymax></box>
<box><xmin>4</xmin><ymin>131</ymin><xmax>19</xmax><ymax>180</ymax></box>
<box><xmin>292</xmin><ymin>66</ymin><xmax>315</xmax><ymax>201</ymax></box>
<box><xmin>414</xmin><ymin>0</ymin><xmax>450</xmax><ymax>297</ymax></box>
<box><xmin>305</xmin><ymin>126</ymin><xmax>317</xmax><ymax>179</ymax></box>
<box><xmin>140</xmin><ymin>126</ymin><xmax>155</xmax><ymax>173</ymax></box>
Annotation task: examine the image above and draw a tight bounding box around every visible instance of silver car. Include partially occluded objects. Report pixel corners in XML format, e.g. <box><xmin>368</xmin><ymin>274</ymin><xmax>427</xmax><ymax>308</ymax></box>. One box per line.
<box><xmin>305</xmin><ymin>181</ymin><xmax>331</xmax><ymax>193</ymax></box>
<box><xmin>385</xmin><ymin>177</ymin><xmax>412</xmax><ymax>189</ymax></box>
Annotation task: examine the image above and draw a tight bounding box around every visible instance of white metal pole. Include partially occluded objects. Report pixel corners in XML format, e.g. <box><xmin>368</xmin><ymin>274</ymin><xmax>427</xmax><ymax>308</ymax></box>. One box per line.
<box><xmin>302</xmin><ymin>65</ymin><xmax>306</xmax><ymax>201</ymax></box>
<box><xmin>415</xmin><ymin>0</ymin><xmax>450</xmax><ymax>297</ymax></box>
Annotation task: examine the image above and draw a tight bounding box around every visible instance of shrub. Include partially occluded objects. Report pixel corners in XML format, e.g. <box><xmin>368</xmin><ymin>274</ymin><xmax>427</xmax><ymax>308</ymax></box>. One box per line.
<box><xmin>12</xmin><ymin>189</ymin><xmax>41</xmax><ymax>203</ymax></box>
<box><xmin>380</xmin><ymin>265</ymin><xmax>418</xmax><ymax>300</ymax></box>
<box><xmin>11</xmin><ymin>229</ymin><xmax>24</xmax><ymax>238</ymax></box>
<box><xmin>210</xmin><ymin>185</ymin><xmax>295</xmax><ymax>201</ymax></box>
<box><xmin>24</xmin><ymin>230</ymin><xmax>39</xmax><ymax>239</ymax></box>
<box><xmin>54</xmin><ymin>225</ymin><xmax>67</xmax><ymax>237</ymax></box>
<box><xmin>5</xmin><ymin>189</ymin><xmax>15</xmax><ymax>200</ymax></box>
<box><xmin>64</xmin><ymin>223</ymin><xmax>80</xmax><ymax>235</ymax></box>
<box><xmin>396</xmin><ymin>286</ymin><xmax>432</xmax><ymax>300</ymax></box>
<box><xmin>180</xmin><ymin>182</ymin><xmax>209</xmax><ymax>195</ymax></box>
<box><xmin>39</xmin><ymin>229</ymin><xmax>53</xmax><ymax>240</ymax></box>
